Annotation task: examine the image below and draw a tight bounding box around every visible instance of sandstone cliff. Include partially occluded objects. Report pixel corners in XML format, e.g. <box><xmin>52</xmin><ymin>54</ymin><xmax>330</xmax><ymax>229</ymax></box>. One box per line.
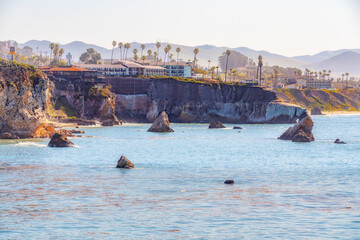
<box><xmin>274</xmin><ymin>88</ymin><xmax>360</xmax><ymax>112</ymax></box>
<box><xmin>115</xmin><ymin>79</ymin><xmax>307</xmax><ymax>123</ymax></box>
<box><xmin>48</xmin><ymin>79</ymin><xmax>119</xmax><ymax>125</ymax></box>
<box><xmin>0</xmin><ymin>59</ymin><xmax>49</xmax><ymax>138</ymax></box>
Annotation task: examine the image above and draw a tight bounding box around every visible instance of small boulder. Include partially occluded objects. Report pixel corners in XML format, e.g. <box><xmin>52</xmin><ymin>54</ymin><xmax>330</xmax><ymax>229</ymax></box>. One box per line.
<box><xmin>233</xmin><ymin>126</ymin><xmax>242</xmax><ymax>129</ymax></box>
<box><xmin>48</xmin><ymin>133</ymin><xmax>74</xmax><ymax>147</ymax></box>
<box><xmin>147</xmin><ymin>111</ymin><xmax>174</xmax><ymax>132</ymax></box>
<box><xmin>279</xmin><ymin>115</ymin><xmax>315</xmax><ymax>142</ymax></box>
<box><xmin>0</xmin><ymin>132</ymin><xmax>19</xmax><ymax>139</ymax></box>
<box><xmin>334</xmin><ymin>139</ymin><xmax>346</xmax><ymax>144</ymax></box>
<box><xmin>71</xmin><ymin>129</ymin><xmax>85</xmax><ymax>134</ymax></box>
<box><xmin>209</xmin><ymin>121</ymin><xmax>226</xmax><ymax>129</ymax></box>
<box><xmin>224</xmin><ymin>180</ymin><xmax>234</xmax><ymax>184</ymax></box>
<box><xmin>116</xmin><ymin>155</ymin><xmax>134</xmax><ymax>169</ymax></box>
<box><xmin>311</xmin><ymin>107</ymin><xmax>324</xmax><ymax>115</ymax></box>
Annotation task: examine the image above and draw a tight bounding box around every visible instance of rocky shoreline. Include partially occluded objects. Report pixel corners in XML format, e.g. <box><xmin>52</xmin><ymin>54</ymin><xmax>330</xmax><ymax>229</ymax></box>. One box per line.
<box><xmin>1</xmin><ymin>60</ymin><xmax>309</xmax><ymax>139</ymax></box>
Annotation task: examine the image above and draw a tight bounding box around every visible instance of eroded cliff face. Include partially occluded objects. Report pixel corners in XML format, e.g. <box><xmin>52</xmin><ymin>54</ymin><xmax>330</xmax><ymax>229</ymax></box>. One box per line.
<box><xmin>115</xmin><ymin>79</ymin><xmax>307</xmax><ymax>123</ymax></box>
<box><xmin>48</xmin><ymin>79</ymin><xmax>119</xmax><ymax>125</ymax></box>
<box><xmin>0</xmin><ymin>60</ymin><xmax>49</xmax><ymax>138</ymax></box>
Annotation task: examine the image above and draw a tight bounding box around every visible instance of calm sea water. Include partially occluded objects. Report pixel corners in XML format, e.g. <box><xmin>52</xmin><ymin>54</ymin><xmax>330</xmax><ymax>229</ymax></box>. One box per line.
<box><xmin>1</xmin><ymin>115</ymin><xmax>360</xmax><ymax>239</ymax></box>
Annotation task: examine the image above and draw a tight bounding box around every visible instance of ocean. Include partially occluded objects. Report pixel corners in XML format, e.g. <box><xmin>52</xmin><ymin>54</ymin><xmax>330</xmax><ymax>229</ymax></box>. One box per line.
<box><xmin>1</xmin><ymin>114</ymin><xmax>359</xmax><ymax>239</ymax></box>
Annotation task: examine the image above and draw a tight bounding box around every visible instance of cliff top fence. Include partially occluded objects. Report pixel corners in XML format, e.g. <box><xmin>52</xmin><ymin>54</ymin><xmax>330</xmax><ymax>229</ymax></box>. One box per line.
<box><xmin>100</xmin><ymin>77</ymin><xmax>151</xmax><ymax>95</ymax></box>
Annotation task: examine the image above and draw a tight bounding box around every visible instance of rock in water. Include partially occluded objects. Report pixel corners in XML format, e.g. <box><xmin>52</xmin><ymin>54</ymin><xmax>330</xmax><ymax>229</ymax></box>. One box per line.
<box><xmin>334</xmin><ymin>139</ymin><xmax>346</xmax><ymax>144</ymax></box>
<box><xmin>48</xmin><ymin>133</ymin><xmax>74</xmax><ymax>147</ymax></box>
<box><xmin>224</xmin><ymin>180</ymin><xmax>234</xmax><ymax>184</ymax></box>
<box><xmin>116</xmin><ymin>155</ymin><xmax>134</xmax><ymax>169</ymax></box>
<box><xmin>233</xmin><ymin>126</ymin><xmax>242</xmax><ymax>129</ymax></box>
<box><xmin>279</xmin><ymin>115</ymin><xmax>315</xmax><ymax>142</ymax></box>
<box><xmin>147</xmin><ymin>111</ymin><xmax>174</xmax><ymax>132</ymax></box>
<box><xmin>209</xmin><ymin>121</ymin><xmax>226</xmax><ymax>129</ymax></box>
<box><xmin>311</xmin><ymin>107</ymin><xmax>324</xmax><ymax>115</ymax></box>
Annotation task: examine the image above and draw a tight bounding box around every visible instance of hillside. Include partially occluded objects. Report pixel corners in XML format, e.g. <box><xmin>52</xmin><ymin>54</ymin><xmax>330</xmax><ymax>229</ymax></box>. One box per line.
<box><xmin>294</xmin><ymin>49</ymin><xmax>360</xmax><ymax>63</ymax></box>
<box><xmin>304</xmin><ymin>51</ymin><xmax>360</xmax><ymax>76</ymax></box>
<box><xmin>274</xmin><ymin>88</ymin><xmax>360</xmax><ymax>112</ymax></box>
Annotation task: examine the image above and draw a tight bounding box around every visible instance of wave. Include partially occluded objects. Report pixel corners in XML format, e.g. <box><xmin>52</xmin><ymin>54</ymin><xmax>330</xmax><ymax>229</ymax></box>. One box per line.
<box><xmin>13</xmin><ymin>142</ymin><xmax>47</xmax><ymax>148</ymax></box>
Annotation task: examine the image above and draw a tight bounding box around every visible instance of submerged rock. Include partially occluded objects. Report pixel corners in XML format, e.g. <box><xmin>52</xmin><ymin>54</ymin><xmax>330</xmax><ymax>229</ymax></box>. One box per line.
<box><xmin>233</xmin><ymin>126</ymin><xmax>242</xmax><ymax>129</ymax></box>
<box><xmin>311</xmin><ymin>107</ymin><xmax>324</xmax><ymax>115</ymax></box>
<box><xmin>334</xmin><ymin>139</ymin><xmax>346</xmax><ymax>144</ymax></box>
<box><xmin>116</xmin><ymin>155</ymin><xmax>134</xmax><ymax>169</ymax></box>
<box><xmin>279</xmin><ymin>115</ymin><xmax>315</xmax><ymax>142</ymax></box>
<box><xmin>147</xmin><ymin>111</ymin><xmax>174</xmax><ymax>132</ymax></box>
<box><xmin>224</xmin><ymin>180</ymin><xmax>234</xmax><ymax>184</ymax></box>
<box><xmin>209</xmin><ymin>121</ymin><xmax>226</xmax><ymax>129</ymax></box>
<box><xmin>48</xmin><ymin>133</ymin><xmax>74</xmax><ymax>147</ymax></box>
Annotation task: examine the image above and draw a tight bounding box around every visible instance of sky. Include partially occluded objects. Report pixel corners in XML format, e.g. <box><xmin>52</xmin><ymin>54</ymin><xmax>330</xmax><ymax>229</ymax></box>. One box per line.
<box><xmin>0</xmin><ymin>0</ymin><xmax>359</xmax><ymax>57</ymax></box>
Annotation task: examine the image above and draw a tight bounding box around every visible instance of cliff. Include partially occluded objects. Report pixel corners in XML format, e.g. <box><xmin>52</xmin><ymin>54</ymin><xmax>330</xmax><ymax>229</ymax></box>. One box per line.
<box><xmin>115</xmin><ymin>79</ymin><xmax>307</xmax><ymax>123</ymax></box>
<box><xmin>274</xmin><ymin>88</ymin><xmax>360</xmax><ymax>112</ymax></box>
<box><xmin>47</xmin><ymin>79</ymin><xmax>119</xmax><ymax>125</ymax></box>
<box><xmin>0</xmin><ymin>59</ymin><xmax>49</xmax><ymax>138</ymax></box>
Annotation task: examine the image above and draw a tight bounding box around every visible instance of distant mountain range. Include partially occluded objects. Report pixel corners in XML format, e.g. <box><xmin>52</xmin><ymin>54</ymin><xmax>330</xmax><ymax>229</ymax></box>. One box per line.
<box><xmin>18</xmin><ymin>40</ymin><xmax>360</xmax><ymax>77</ymax></box>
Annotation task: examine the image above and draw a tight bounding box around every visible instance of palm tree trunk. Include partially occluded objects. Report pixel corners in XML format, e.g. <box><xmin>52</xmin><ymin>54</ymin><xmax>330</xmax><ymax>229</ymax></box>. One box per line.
<box><xmin>111</xmin><ymin>47</ymin><xmax>114</xmax><ymax>64</ymax></box>
<box><xmin>225</xmin><ymin>56</ymin><xmax>229</xmax><ymax>82</ymax></box>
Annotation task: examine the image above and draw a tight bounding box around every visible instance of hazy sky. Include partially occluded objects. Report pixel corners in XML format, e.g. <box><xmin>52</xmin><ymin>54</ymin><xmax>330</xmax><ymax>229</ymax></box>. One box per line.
<box><xmin>0</xmin><ymin>0</ymin><xmax>359</xmax><ymax>56</ymax></box>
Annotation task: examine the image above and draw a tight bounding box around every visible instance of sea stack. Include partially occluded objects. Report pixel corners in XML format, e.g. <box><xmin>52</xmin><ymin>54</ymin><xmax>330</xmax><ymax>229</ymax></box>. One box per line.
<box><xmin>279</xmin><ymin>115</ymin><xmax>315</xmax><ymax>142</ymax></box>
<box><xmin>116</xmin><ymin>155</ymin><xmax>134</xmax><ymax>169</ymax></box>
<box><xmin>48</xmin><ymin>133</ymin><xmax>74</xmax><ymax>147</ymax></box>
<box><xmin>147</xmin><ymin>111</ymin><xmax>174</xmax><ymax>132</ymax></box>
<box><xmin>311</xmin><ymin>107</ymin><xmax>324</xmax><ymax>115</ymax></box>
<box><xmin>209</xmin><ymin>121</ymin><xmax>226</xmax><ymax>129</ymax></box>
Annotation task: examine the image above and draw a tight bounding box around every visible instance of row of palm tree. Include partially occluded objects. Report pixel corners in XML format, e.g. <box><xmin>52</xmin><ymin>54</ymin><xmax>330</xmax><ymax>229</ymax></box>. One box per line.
<box><xmin>49</xmin><ymin>43</ymin><xmax>64</xmax><ymax>62</ymax></box>
<box><xmin>110</xmin><ymin>41</ymin><xmax>203</xmax><ymax>67</ymax></box>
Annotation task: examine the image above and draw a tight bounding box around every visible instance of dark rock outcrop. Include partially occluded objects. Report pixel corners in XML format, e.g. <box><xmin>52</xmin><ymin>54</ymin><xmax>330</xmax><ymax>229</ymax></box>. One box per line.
<box><xmin>71</xmin><ymin>129</ymin><xmax>85</xmax><ymax>134</ymax></box>
<box><xmin>209</xmin><ymin>121</ymin><xmax>226</xmax><ymax>129</ymax></box>
<box><xmin>279</xmin><ymin>115</ymin><xmax>315</xmax><ymax>142</ymax></box>
<box><xmin>114</xmin><ymin>78</ymin><xmax>307</xmax><ymax>124</ymax></box>
<box><xmin>233</xmin><ymin>126</ymin><xmax>242</xmax><ymax>129</ymax></box>
<box><xmin>224</xmin><ymin>180</ymin><xmax>234</xmax><ymax>184</ymax></box>
<box><xmin>48</xmin><ymin>133</ymin><xmax>74</xmax><ymax>147</ymax></box>
<box><xmin>311</xmin><ymin>107</ymin><xmax>324</xmax><ymax>115</ymax></box>
<box><xmin>116</xmin><ymin>155</ymin><xmax>134</xmax><ymax>169</ymax></box>
<box><xmin>147</xmin><ymin>111</ymin><xmax>174</xmax><ymax>132</ymax></box>
<box><xmin>0</xmin><ymin>132</ymin><xmax>20</xmax><ymax>139</ymax></box>
<box><xmin>334</xmin><ymin>139</ymin><xmax>346</xmax><ymax>144</ymax></box>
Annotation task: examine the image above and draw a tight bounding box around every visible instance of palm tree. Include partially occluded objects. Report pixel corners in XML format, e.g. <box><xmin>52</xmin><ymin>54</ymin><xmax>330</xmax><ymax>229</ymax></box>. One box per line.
<box><xmin>328</xmin><ymin>70</ymin><xmax>332</xmax><ymax>80</ymax></box>
<box><xmin>163</xmin><ymin>46</ymin><xmax>170</xmax><ymax>65</ymax></box>
<box><xmin>147</xmin><ymin>49</ymin><xmax>152</xmax><ymax>60</ymax></box>
<box><xmin>49</xmin><ymin>43</ymin><xmax>55</xmax><ymax>63</ymax></box>
<box><xmin>169</xmin><ymin>53</ymin><xmax>173</xmax><ymax>62</ymax></box>
<box><xmin>59</xmin><ymin>48</ymin><xmax>64</xmax><ymax>61</ymax></box>
<box><xmin>193</xmin><ymin>48</ymin><xmax>199</xmax><ymax>68</ymax></box>
<box><xmin>118</xmin><ymin>42</ymin><xmax>123</xmax><ymax>60</ymax></box>
<box><xmin>124</xmin><ymin>43</ymin><xmax>130</xmax><ymax>62</ymax></box>
<box><xmin>154</xmin><ymin>51</ymin><xmax>158</xmax><ymax>62</ymax></box>
<box><xmin>225</xmin><ymin>50</ymin><xmax>231</xmax><ymax>82</ymax></box>
<box><xmin>176</xmin><ymin>47</ymin><xmax>181</xmax><ymax>64</ymax></box>
<box><xmin>53</xmin><ymin>44</ymin><xmax>59</xmax><ymax>61</ymax></box>
<box><xmin>208</xmin><ymin>60</ymin><xmax>211</xmax><ymax>71</ymax></box>
<box><xmin>216</xmin><ymin>66</ymin><xmax>219</xmax><ymax>76</ymax></box>
<box><xmin>133</xmin><ymin>48</ymin><xmax>138</xmax><ymax>60</ymax></box>
<box><xmin>345</xmin><ymin>72</ymin><xmax>349</xmax><ymax>88</ymax></box>
<box><xmin>134</xmin><ymin>54</ymin><xmax>139</xmax><ymax>61</ymax></box>
<box><xmin>111</xmin><ymin>40</ymin><xmax>117</xmax><ymax>64</ymax></box>
<box><xmin>140</xmin><ymin>44</ymin><xmax>145</xmax><ymax>58</ymax></box>
<box><xmin>257</xmin><ymin>55</ymin><xmax>263</xmax><ymax>85</ymax></box>
<box><xmin>155</xmin><ymin>42</ymin><xmax>161</xmax><ymax>64</ymax></box>
<box><xmin>141</xmin><ymin>55</ymin><xmax>146</xmax><ymax>63</ymax></box>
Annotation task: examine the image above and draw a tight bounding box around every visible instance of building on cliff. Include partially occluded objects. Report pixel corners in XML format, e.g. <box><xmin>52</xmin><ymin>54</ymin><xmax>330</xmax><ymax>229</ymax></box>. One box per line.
<box><xmin>40</xmin><ymin>66</ymin><xmax>100</xmax><ymax>83</ymax></box>
<box><xmin>77</xmin><ymin>62</ymin><xmax>166</xmax><ymax>77</ymax></box>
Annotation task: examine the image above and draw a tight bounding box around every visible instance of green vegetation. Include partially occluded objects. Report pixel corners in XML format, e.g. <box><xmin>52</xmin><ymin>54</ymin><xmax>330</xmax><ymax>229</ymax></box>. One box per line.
<box><xmin>88</xmin><ymin>85</ymin><xmax>113</xmax><ymax>99</ymax></box>
<box><xmin>79</xmin><ymin>48</ymin><xmax>101</xmax><ymax>64</ymax></box>
<box><xmin>48</xmin><ymin>96</ymin><xmax>78</xmax><ymax>118</ymax></box>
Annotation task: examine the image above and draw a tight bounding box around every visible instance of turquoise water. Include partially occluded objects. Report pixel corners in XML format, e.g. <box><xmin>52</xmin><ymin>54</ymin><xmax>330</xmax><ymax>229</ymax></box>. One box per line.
<box><xmin>1</xmin><ymin>115</ymin><xmax>360</xmax><ymax>239</ymax></box>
